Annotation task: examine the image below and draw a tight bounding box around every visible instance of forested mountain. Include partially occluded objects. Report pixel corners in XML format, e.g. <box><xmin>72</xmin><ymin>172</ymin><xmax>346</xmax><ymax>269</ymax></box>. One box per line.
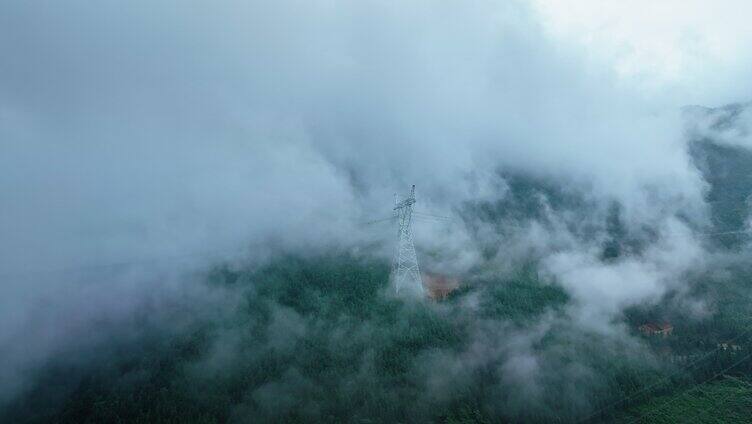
<box><xmin>4</xmin><ymin>2</ymin><xmax>752</xmax><ymax>422</ymax></box>
<box><xmin>5</xmin><ymin>105</ymin><xmax>752</xmax><ymax>423</ymax></box>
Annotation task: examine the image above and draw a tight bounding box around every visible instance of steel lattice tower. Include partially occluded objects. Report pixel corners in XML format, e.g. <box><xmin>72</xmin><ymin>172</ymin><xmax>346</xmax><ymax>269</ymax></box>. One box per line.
<box><xmin>392</xmin><ymin>185</ymin><xmax>424</xmax><ymax>296</ymax></box>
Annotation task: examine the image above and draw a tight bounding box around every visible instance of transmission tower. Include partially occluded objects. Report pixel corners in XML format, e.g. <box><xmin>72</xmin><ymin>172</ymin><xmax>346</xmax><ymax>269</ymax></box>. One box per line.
<box><xmin>392</xmin><ymin>185</ymin><xmax>424</xmax><ymax>296</ymax></box>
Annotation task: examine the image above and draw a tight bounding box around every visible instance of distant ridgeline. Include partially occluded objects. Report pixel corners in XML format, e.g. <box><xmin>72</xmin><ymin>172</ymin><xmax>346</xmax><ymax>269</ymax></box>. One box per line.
<box><xmin>459</xmin><ymin>170</ymin><xmax>648</xmax><ymax>262</ymax></box>
<box><xmin>687</xmin><ymin>102</ymin><xmax>752</xmax><ymax>248</ymax></box>
<box><xmin>459</xmin><ymin>102</ymin><xmax>752</xmax><ymax>261</ymax></box>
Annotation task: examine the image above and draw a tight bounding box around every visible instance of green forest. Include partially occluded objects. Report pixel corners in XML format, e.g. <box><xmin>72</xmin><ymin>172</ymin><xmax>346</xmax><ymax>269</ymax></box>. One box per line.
<box><xmin>6</xmin><ymin>242</ymin><xmax>752</xmax><ymax>422</ymax></box>
<box><xmin>5</xmin><ymin>122</ymin><xmax>752</xmax><ymax>423</ymax></box>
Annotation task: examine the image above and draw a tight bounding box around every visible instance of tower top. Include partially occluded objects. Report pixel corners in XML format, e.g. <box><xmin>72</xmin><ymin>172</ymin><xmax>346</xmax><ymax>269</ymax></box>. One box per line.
<box><xmin>394</xmin><ymin>185</ymin><xmax>416</xmax><ymax>210</ymax></box>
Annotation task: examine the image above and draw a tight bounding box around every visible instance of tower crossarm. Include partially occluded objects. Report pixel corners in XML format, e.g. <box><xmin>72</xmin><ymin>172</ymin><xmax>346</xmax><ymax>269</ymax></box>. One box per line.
<box><xmin>394</xmin><ymin>185</ymin><xmax>416</xmax><ymax>210</ymax></box>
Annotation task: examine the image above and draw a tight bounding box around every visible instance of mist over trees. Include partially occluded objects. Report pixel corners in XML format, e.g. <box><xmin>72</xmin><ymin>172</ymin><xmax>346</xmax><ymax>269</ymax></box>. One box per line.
<box><xmin>3</xmin><ymin>1</ymin><xmax>752</xmax><ymax>423</ymax></box>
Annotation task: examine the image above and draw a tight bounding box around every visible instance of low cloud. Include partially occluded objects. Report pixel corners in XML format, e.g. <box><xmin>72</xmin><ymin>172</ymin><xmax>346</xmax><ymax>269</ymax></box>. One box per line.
<box><xmin>0</xmin><ymin>0</ymin><xmax>749</xmax><ymax>414</ymax></box>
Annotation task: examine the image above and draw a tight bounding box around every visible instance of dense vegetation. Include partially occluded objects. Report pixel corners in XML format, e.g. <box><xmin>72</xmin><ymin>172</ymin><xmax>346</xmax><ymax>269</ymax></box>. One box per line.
<box><xmin>6</xmin><ymin>108</ymin><xmax>752</xmax><ymax>422</ymax></box>
<box><xmin>615</xmin><ymin>376</ymin><xmax>752</xmax><ymax>423</ymax></box>
<box><xmin>0</xmin><ymin>252</ymin><xmax>664</xmax><ymax>423</ymax></box>
<box><xmin>8</xmin><ymin>247</ymin><xmax>752</xmax><ymax>423</ymax></box>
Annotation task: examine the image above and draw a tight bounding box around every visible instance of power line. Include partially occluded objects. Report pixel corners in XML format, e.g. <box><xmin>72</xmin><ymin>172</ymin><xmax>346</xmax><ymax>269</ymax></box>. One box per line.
<box><xmin>412</xmin><ymin>215</ymin><xmax>450</xmax><ymax>224</ymax></box>
<box><xmin>8</xmin><ymin>208</ymin><xmax>443</xmax><ymax>279</ymax></box>
<box><xmin>0</xmin><ymin>246</ymin><xmax>247</xmax><ymax>279</ymax></box>
<box><xmin>705</xmin><ymin>197</ymin><xmax>752</xmax><ymax>204</ymax></box>
<box><xmin>4</xmin><ymin>226</ymin><xmax>748</xmax><ymax>279</ymax></box>
<box><xmin>577</xmin><ymin>323</ymin><xmax>752</xmax><ymax>423</ymax></box>
<box><xmin>626</xmin><ymin>350</ymin><xmax>752</xmax><ymax>424</ymax></box>
<box><xmin>413</xmin><ymin>211</ymin><xmax>453</xmax><ymax>221</ymax></box>
<box><xmin>683</xmin><ymin>374</ymin><xmax>750</xmax><ymax>424</ymax></box>
<box><xmin>362</xmin><ymin>211</ymin><xmax>453</xmax><ymax>226</ymax></box>
<box><xmin>701</xmin><ymin>229</ymin><xmax>752</xmax><ymax>237</ymax></box>
<box><xmin>362</xmin><ymin>216</ymin><xmax>396</xmax><ymax>225</ymax></box>
<box><xmin>3</xmin><ymin>220</ymin><xmax>748</xmax><ymax>280</ymax></box>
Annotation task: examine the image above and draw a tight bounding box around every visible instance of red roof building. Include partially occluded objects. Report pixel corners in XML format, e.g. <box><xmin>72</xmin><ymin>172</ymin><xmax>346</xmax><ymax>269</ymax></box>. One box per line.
<box><xmin>638</xmin><ymin>322</ymin><xmax>674</xmax><ymax>337</ymax></box>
